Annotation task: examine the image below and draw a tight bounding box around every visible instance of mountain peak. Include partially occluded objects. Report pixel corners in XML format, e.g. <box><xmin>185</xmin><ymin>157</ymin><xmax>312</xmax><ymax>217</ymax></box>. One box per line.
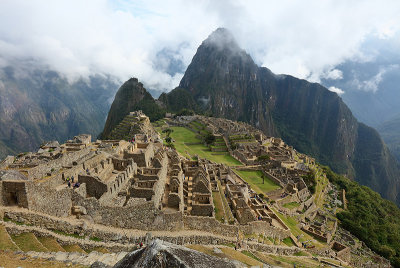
<box><xmin>202</xmin><ymin>27</ymin><xmax>241</xmax><ymax>51</ymax></box>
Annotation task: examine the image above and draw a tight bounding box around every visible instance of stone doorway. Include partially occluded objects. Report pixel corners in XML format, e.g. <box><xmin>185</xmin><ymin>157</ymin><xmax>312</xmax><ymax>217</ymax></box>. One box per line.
<box><xmin>5</xmin><ymin>191</ymin><xmax>18</xmax><ymax>206</ymax></box>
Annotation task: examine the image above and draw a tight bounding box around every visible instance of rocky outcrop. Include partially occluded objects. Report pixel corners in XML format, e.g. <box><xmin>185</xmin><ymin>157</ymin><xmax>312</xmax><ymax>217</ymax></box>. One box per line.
<box><xmin>101</xmin><ymin>78</ymin><xmax>164</xmax><ymax>138</ymax></box>
<box><xmin>112</xmin><ymin>239</ymin><xmax>241</xmax><ymax>268</ymax></box>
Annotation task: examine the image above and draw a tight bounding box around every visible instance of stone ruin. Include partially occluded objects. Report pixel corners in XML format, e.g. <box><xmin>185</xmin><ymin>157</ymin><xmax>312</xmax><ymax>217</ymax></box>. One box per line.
<box><xmin>0</xmin><ymin>112</ymin><xmax>294</xmax><ymax>243</ymax></box>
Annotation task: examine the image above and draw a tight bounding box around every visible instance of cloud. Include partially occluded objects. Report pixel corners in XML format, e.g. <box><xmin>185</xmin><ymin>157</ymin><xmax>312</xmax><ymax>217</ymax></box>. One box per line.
<box><xmin>0</xmin><ymin>0</ymin><xmax>400</xmax><ymax>92</ymax></box>
<box><xmin>350</xmin><ymin>65</ymin><xmax>399</xmax><ymax>92</ymax></box>
<box><xmin>328</xmin><ymin>86</ymin><xmax>345</xmax><ymax>95</ymax></box>
<box><xmin>322</xmin><ymin>69</ymin><xmax>343</xmax><ymax>80</ymax></box>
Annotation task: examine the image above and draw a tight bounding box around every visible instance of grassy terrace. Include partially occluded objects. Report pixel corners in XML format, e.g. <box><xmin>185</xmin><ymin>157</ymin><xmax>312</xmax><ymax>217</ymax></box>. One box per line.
<box><xmin>283</xmin><ymin>202</ymin><xmax>300</xmax><ymax>209</ymax></box>
<box><xmin>0</xmin><ymin>225</ymin><xmax>19</xmax><ymax>250</ymax></box>
<box><xmin>165</xmin><ymin>126</ymin><xmax>242</xmax><ymax>166</ymax></box>
<box><xmin>212</xmin><ymin>192</ymin><xmax>225</xmax><ymax>222</ymax></box>
<box><xmin>270</xmin><ymin>208</ymin><xmax>324</xmax><ymax>247</ymax></box>
<box><xmin>233</xmin><ymin>170</ymin><xmax>280</xmax><ymax>194</ymax></box>
<box><xmin>11</xmin><ymin>233</ymin><xmax>49</xmax><ymax>252</ymax></box>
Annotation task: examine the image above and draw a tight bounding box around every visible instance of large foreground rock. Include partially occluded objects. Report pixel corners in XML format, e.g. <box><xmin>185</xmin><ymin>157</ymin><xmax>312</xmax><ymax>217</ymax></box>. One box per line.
<box><xmin>112</xmin><ymin>239</ymin><xmax>241</xmax><ymax>268</ymax></box>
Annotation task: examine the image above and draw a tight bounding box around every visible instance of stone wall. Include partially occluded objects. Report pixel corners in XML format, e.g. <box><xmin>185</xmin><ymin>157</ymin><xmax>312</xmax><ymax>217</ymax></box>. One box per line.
<box><xmin>27</xmin><ymin>183</ymin><xmax>72</xmax><ymax>217</ymax></box>
<box><xmin>152</xmin><ymin>160</ymin><xmax>168</xmax><ymax>209</ymax></box>
<box><xmin>78</xmin><ymin>175</ymin><xmax>107</xmax><ymax>199</ymax></box>
<box><xmin>183</xmin><ymin>216</ymin><xmax>238</xmax><ymax>237</ymax></box>
<box><xmin>72</xmin><ymin>192</ymin><xmax>158</xmax><ymax>229</ymax></box>
<box><xmin>168</xmin><ymin>193</ymin><xmax>180</xmax><ymax>208</ymax></box>
<box><xmin>1</xmin><ymin>181</ymin><xmax>30</xmax><ymax>208</ymax></box>
<box><xmin>191</xmin><ymin>203</ymin><xmax>213</xmax><ymax>217</ymax></box>
<box><xmin>2</xmin><ymin>208</ymin><xmax>300</xmax><ymax>256</ymax></box>
<box><xmin>240</xmin><ymin>221</ymin><xmax>290</xmax><ymax>238</ymax></box>
<box><xmin>27</xmin><ymin>148</ymin><xmax>94</xmax><ymax>179</ymax></box>
<box><xmin>125</xmin><ymin>143</ymin><xmax>154</xmax><ymax>167</ymax></box>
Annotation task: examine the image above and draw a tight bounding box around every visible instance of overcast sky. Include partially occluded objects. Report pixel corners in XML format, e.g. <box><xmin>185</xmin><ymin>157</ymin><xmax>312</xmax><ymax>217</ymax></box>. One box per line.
<box><xmin>0</xmin><ymin>0</ymin><xmax>400</xmax><ymax>92</ymax></box>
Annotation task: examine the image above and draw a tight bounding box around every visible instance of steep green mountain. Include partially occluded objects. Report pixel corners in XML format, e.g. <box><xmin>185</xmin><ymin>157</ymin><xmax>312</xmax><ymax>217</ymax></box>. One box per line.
<box><xmin>158</xmin><ymin>87</ymin><xmax>198</xmax><ymax>113</ymax></box>
<box><xmin>160</xmin><ymin>28</ymin><xmax>400</xmax><ymax>205</ymax></box>
<box><xmin>101</xmin><ymin>77</ymin><xmax>165</xmax><ymax>138</ymax></box>
<box><xmin>324</xmin><ymin>165</ymin><xmax>400</xmax><ymax>266</ymax></box>
<box><xmin>378</xmin><ymin>117</ymin><xmax>400</xmax><ymax>161</ymax></box>
<box><xmin>0</xmin><ymin>65</ymin><xmax>118</xmax><ymax>159</ymax></box>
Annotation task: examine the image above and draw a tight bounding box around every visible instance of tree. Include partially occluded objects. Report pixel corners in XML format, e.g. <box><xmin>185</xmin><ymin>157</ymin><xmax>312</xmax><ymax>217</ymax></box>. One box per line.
<box><xmin>205</xmin><ymin>133</ymin><xmax>216</xmax><ymax>145</ymax></box>
<box><xmin>165</xmin><ymin>136</ymin><xmax>172</xmax><ymax>143</ymax></box>
<box><xmin>257</xmin><ymin>155</ymin><xmax>270</xmax><ymax>162</ymax></box>
<box><xmin>261</xmin><ymin>174</ymin><xmax>266</xmax><ymax>184</ymax></box>
<box><xmin>162</xmin><ymin>128</ymin><xmax>173</xmax><ymax>137</ymax></box>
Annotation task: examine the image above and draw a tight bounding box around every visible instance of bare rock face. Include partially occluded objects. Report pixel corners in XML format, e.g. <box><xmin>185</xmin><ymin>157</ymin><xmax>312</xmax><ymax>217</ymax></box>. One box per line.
<box><xmin>112</xmin><ymin>239</ymin><xmax>241</xmax><ymax>268</ymax></box>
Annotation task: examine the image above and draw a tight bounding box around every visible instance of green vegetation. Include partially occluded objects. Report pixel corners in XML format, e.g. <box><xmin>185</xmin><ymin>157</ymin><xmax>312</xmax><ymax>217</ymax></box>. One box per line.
<box><xmin>89</xmin><ymin>237</ymin><xmax>102</xmax><ymax>242</ymax></box>
<box><xmin>86</xmin><ymin>247</ymin><xmax>109</xmax><ymax>253</ymax></box>
<box><xmin>53</xmin><ymin>230</ymin><xmax>84</xmax><ymax>239</ymax></box>
<box><xmin>302</xmin><ymin>170</ymin><xmax>316</xmax><ymax>194</ymax></box>
<box><xmin>0</xmin><ymin>225</ymin><xmax>19</xmax><ymax>250</ymax></box>
<box><xmin>212</xmin><ymin>192</ymin><xmax>225</xmax><ymax>223</ymax></box>
<box><xmin>283</xmin><ymin>202</ymin><xmax>300</xmax><ymax>209</ymax></box>
<box><xmin>241</xmin><ymin>250</ymin><xmax>265</xmax><ymax>263</ymax></box>
<box><xmin>282</xmin><ymin>237</ymin><xmax>295</xmax><ymax>247</ymax></box>
<box><xmin>176</xmin><ymin>108</ymin><xmax>195</xmax><ymax>116</ymax></box>
<box><xmin>271</xmin><ymin>208</ymin><xmax>319</xmax><ymax>245</ymax></box>
<box><xmin>294</xmin><ymin>251</ymin><xmax>309</xmax><ymax>256</ymax></box>
<box><xmin>233</xmin><ymin>170</ymin><xmax>280</xmax><ymax>194</ymax></box>
<box><xmin>11</xmin><ymin>233</ymin><xmax>49</xmax><ymax>252</ymax></box>
<box><xmin>62</xmin><ymin>244</ymin><xmax>86</xmax><ymax>253</ymax></box>
<box><xmin>37</xmin><ymin>236</ymin><xmax>65</xmax><ymax>252</ymax></box>
<box><xmin>324</xmin><ymin>166</ymin><xmax>400</xmax><ymax>267</ymax></box>
<box><xmin>257</xmin><ymin>154</ymin><xmax>270</xmax><ymax>161</ymax></box>
<box><xmin>158</xmin><ymin>87</ymin><xmax>199</xmax><ymax>113</ymax></box>
<box><xmin>204</xmin><ymin>133</ymin><xmax>216</xmax><ymax>145</ymax></box>
<box><xmin>167</xmin><ymin>127</ymin><xmax>242</xmax><ymax>166</ymax></box>
<box><xmin>216</xmin><ymin>180</ymin><xmax>235</xmax><ymax>224</ymax></box>
<box><xmin>3</xmin><ymin>216</ymin><xmax>27</xmax><ymax>226</ymax></box>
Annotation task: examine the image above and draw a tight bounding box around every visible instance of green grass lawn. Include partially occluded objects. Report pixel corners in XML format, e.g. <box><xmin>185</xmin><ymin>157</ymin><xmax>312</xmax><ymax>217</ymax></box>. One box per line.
<box><xmin>11</xmin><ymin>233</ymin><xmax>49</xmax><ymax>252</ymax></box>
<box><xmin>233</xmin><ymin>170</ymin><xmax>280</xmax><ymax>194</ymax></box>
<box><xmin>283</xmin><ymin>202</ymin><xmax>300</xmax><ymax>209</ymax></box>
<box><xmin>282</xmin><ymin>237</ymin><xmax>295</xmax><ymax>247</ymax></box>
<box><xmin>0</xmin><ymin>225</ymin><xmax>19</xmax><ymax>251</ymax></box>
<box><xmin>212</xmin><ymin>192</ymin><xmax>225</xmax><ymax>222</ymax></box>
<box><xmin>62</xmin><ymin>244</ymin><xmax>86</xmax><ymax>253</ymax></box>
<box><xmin>168</xmin><ymin>127</ymin><xmax>242</xmax><ymax>166</ymax></box>
<box><xmin>37</xmin><ymin>236</ymin><xmax>65</xmax><ymax>252</ymax></box>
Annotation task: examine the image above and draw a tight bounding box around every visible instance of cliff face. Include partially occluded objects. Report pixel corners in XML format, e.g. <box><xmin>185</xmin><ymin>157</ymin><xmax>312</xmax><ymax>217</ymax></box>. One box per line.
<box><xmin>161</xmin><ymin>28</ymin><xmax>400</xmax><ymax>204</ymax></box>
<box><xmin>0</xmin><ymin>66</ymin><xmax>117</xmax><ymax>159</ymax></box>
<box><xmin>101</xmin><ymin>78</ymin><xmax>164</xmax><ymax>138</ymax></box>
<box><xmin>178</xmin><ymin>28</ymin><xmax>275</xmax><ymax>135</ymax></box>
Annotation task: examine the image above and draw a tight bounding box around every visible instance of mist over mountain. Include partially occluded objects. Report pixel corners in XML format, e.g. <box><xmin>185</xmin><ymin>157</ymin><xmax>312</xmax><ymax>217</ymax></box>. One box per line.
<box><xmin>0</xmin><ymin>61</ymin><xmax>118</xmax><ymax>158</ymax></box>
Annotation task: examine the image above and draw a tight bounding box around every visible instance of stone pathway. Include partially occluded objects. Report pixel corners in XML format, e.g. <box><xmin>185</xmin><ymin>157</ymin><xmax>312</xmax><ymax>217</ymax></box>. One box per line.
<box><xmin>24</xmin><ymin>250</ymin><xmax>128</xmax><ymax>267</ymax></box>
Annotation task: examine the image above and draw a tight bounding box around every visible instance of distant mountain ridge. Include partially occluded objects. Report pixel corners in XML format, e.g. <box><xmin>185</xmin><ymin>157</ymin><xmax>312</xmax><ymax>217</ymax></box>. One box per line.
<box><xmin>378</xmin><ymin>116</ymin><xmax>400</xmax><ymax>161</ymax></box>
<box><xmin>0</xmin><ymin>65</ymin><xmax>118</xmax><ymax>158</ymax></box>
<box><xmin>103</xmin><ymin>28</ymin><xmax>400</xmax><ymax>205</ymax></box>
